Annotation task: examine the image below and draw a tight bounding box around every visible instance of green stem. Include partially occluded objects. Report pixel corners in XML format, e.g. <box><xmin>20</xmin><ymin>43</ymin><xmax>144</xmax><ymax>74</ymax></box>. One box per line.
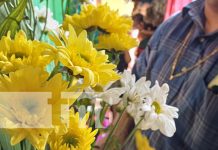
<box><xmin>100</xmin><ymin>103</ymin><xmax>108</xmax><ymax>123</ymax></box>
<box><xmin>39</xmin><ymin>0</ymin><xmax>49</xmax><ymax>41</ymax></box>
<box><xmin>29</xmin><ymin>0</ymin><xmax>36</xmax><ymax>40</ymax></box>
<box><xmin>122</xmin><ymin>117</ymin><xmax>144</xmax><ymax>148</ymax></box>
<box><xmin>103</xmin><ymin>106</ymin><xmax>127</xmax><ymax>150</ymax></box>
<box><xmin>89</xmin><ymin>107</ymin><xmax>95</xmax><ymax>128</ymax></box>
<box><xmin>26</xmin><ymin>2</ymin><xmax>34</xmax><ymax>39</ymax></box>
<box><xmin>65</xmin><ymin>0</ymin><xmax>70</xmax><ymax>15</ymax></box>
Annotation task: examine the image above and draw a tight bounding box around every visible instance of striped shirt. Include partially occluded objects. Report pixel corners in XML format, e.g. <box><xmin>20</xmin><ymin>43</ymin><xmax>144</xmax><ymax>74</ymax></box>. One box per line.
<box><xmin>133</xmin><ymin>0</ymin><xmax>218</xmax><ymax>149</ymax></box>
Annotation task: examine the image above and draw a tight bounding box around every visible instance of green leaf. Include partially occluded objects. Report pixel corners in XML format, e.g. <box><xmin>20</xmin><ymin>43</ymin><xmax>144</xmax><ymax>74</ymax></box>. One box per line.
<box><xmin>105</xmin><ymin>50</ymin><xmax>121</xmax><ymax>65</ymax></box>
<box><xmin>0</xmin><ymin>5</ymin><xmax>7</xmax><ymax>22</ymax></box>
<box><xmin>0</xmin><ymin>129</ymin><xmax>21</xmax><ymax>150</ymax></box>
<box><xmin>76</xmin><ymin>98</ymin><xmax>92</xmax><ymax>107</ymax></box>
<box><xmin>21</xmin><ymin>140</ymin><xmax>33</xmax><ymax>150</ymax></box>
<box><xmin>100</xmin><ymin>103</ymin><xmax>108</xmax><ymax>123</ymax></box>
<box><xmin>0</xmin><ymin>0</ymin><xmax>28</xmax><ymax>38</ymax></box>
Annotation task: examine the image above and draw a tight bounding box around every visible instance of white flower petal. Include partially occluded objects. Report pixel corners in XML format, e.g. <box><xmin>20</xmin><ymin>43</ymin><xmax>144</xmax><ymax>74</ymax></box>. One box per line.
<box><xmin>158</xmin><ymin>114</ymin><xmax>176</xmax><ymax>137</ymax></box>
<box><xmin>139</xmin><ymin>111</ymin><xmax>157</xmax><ymax>130</ymax></box>
<box><xmin>101</xmin><ymin>87</ymin><xmax>126</xmax><ymax>105</ymax></box>
<box><xmin>161</xmin><ymin>83</ymin><xmax>170</xmax><ymax>93</ymax></box>
<box><xmin>140</xmin><ymin>103</ymin><xmax>151</xmax><ymax>112</ymax></box>
<box><xmin>162</xmin><ymin>105</ymin><xmax>179</xmax><ymax>119</ymax></box>
<box><xmin>120</xmin><ymin>70</ymin><xmax>136</xmax><ymax>87</ymax></box>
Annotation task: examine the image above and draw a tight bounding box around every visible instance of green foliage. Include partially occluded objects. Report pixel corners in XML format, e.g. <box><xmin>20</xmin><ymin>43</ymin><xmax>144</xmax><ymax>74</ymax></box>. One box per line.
<box><xmin>0</xmin><ymin>0</ymin><xmax>27</xmax><ymax>38</ymax></box>
<box><xmin>106</xmin><ymin>50</ymin><xmax>121</xmax><ymax>65</ymax></box>
<box><xmin>65</xmin><ymin>0</ymin><xmax>82</xmax><ymax>15</ymax></box>
<box><xmin>0</xmin><ymin>129</ymin><xmax>21</xmax><ymax>150</ymax></box>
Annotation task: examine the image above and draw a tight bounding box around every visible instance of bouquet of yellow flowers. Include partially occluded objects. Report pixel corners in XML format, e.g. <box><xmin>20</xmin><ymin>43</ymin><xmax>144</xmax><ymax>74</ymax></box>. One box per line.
<box><xmin>0</xmin><ymin>0</ymin><xmax>179</xmax><ymax>150</ymax></box>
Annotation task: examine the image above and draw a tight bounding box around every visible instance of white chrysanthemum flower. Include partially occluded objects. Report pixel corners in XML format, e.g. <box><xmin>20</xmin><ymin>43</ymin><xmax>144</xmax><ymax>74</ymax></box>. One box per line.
<box><xmin>34</xmin><ymin>6</ymin><xmax>59</xmax><ymax>32</ymax></box>
<box><xmin>137</xmin><ymin>81</ymin><xmax>179</xmax><ymax>137</ymax></box>
<box><xmin>120</xmin><ymin>70</ymin><xmax>151</xmax><ymax>117</ymax></box>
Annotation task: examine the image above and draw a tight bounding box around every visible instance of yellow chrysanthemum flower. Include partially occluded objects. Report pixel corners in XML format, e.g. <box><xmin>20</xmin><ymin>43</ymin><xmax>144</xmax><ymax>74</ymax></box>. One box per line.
<box><xmin>96</xmin><ymin>33</ymin><xmax>138</xmax><ymax>51</ymax></box>
<box><xmin>135</xmin><ymin>130</ymin><xmax>155</xmax><ymax>150</ymax></box>
<box><xmin>63</xmin><ymin>4</ymin><xmax>133</xmax><ymax>34</ymax></box>
<box><xmin>46</xmin><ymin>25</ymin><xmax>120</xmax><ymax>88</ymax></box>
<box><xmin>48</xmin><ymin>110</ymin><xmax>98</xmax><ymax>150</ymax></box>
<box><xmin>0</xmin><ymin>31</ymin><xmax>50</xmax><ymax>74</ymax></box>
<box><xmin>62</xmin><ymin>4</ymin><xmax>138</xmax><ymax>51</ymax></box>
<box><xmin>0</xmin><ymin>67</ymin><xmax>78</xmax><ymax>150</ymax></box>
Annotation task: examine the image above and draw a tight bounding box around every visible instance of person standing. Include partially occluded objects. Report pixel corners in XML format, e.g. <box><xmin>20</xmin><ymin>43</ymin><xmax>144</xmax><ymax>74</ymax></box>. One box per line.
<box><xmin>133</xmin><ymin>0</ymin><xmax>218</xmax><ymax>149</ymax></box>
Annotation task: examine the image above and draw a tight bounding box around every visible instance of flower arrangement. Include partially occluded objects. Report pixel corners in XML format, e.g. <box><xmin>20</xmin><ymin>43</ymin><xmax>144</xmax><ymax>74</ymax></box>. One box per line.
<box><xmin>0</xmin><ymin>0</ymin><xmax>178</xmax><ymax>150</ymax></box>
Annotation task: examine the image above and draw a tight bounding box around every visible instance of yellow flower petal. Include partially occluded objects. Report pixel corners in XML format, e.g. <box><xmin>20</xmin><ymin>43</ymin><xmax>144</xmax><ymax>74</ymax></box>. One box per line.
<box><xmin>10</xmin><ymin>129</ymin><xmax>26</xmax><ymax>145</ymax></box>
<box><xmin>96</xmin><ymin>33</ymin><xmax>138</xmax><ymax>51</ymax></box>
<box><xmin>135</xmin><ymin>130</ymin><xmax>155</xmax><ymax>150</ymax></box>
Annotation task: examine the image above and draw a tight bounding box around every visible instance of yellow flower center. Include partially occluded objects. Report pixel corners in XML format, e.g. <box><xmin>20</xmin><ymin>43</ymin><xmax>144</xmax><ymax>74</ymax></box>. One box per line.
<box><xmin>152</xmin><ymin>101</ymin><xmax>161</xmax><ymax>114</ymax></box>
<box><xmin>62</xmin><ymin>132</ymin><xmax>79</xmax><ymax>148</ymax></box>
